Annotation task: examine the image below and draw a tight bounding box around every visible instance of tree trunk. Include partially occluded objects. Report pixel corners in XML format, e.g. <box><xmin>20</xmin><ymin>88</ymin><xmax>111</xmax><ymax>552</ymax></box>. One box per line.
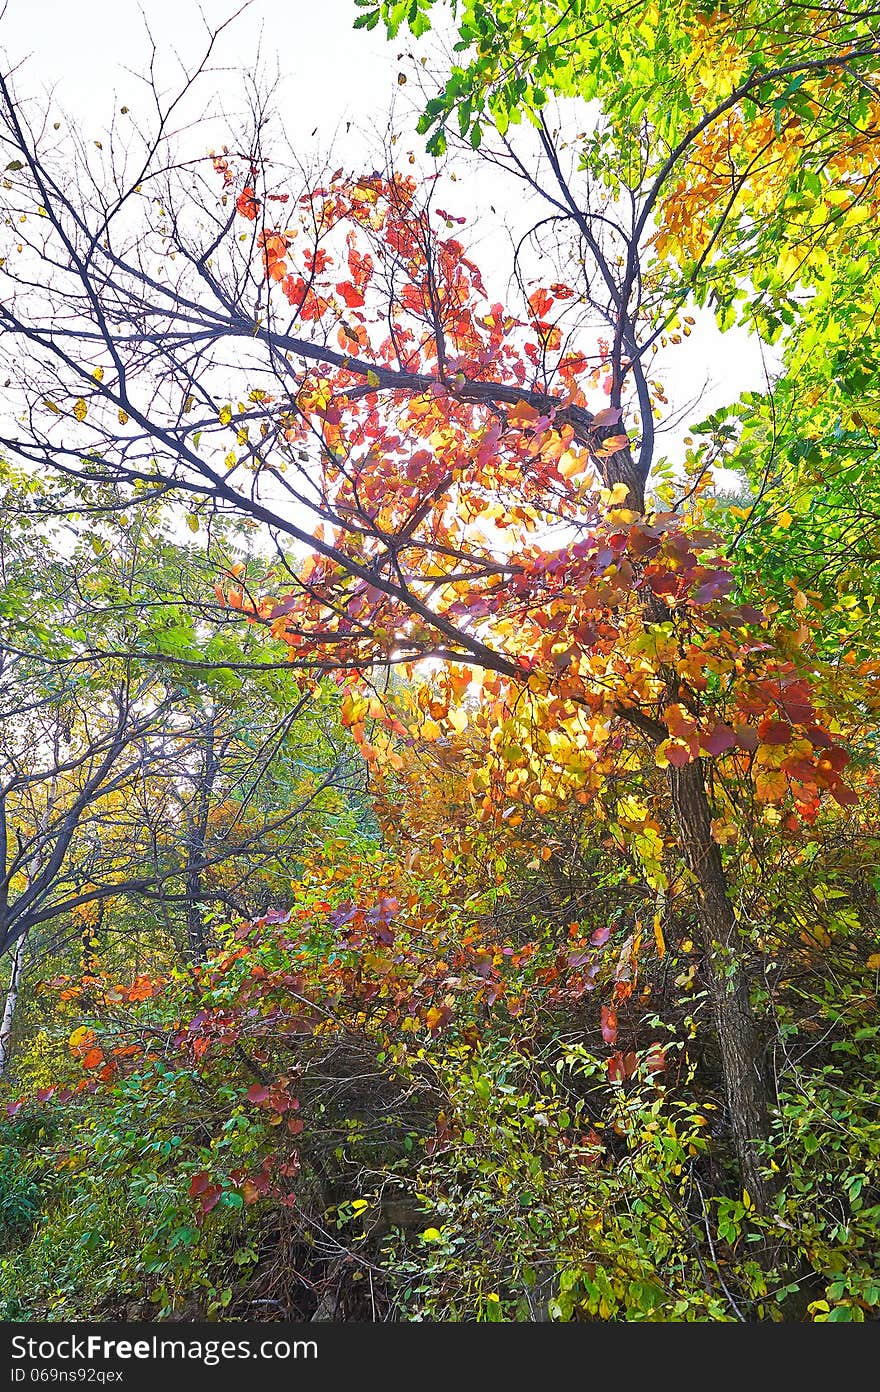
<box><xmin>0</xmin><ymin>931</ymin><xmax>25</xmax><ymax>1077</ymax></box>
<box><xmin>596</xmin><ymin>444</ymin><xmax>776</xmax><ymax>1208</ymax></box>
<box><xmin>667</xmin><ymin>759</ymin><xmax>774</xmax><ymax>1212</ymax></box>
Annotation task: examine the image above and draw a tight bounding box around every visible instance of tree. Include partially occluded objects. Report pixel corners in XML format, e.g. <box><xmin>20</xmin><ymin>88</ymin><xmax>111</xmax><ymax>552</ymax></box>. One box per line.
<box><xmin>0</xmin><ymin>4</ymin><xmax>873</xmax><ymax>1212</ymax></box>
<box><xmin>0</xmin><ymin>484</ymin><xmax>362</xmax><ymax>1074</ymax></box>
<box><xmin>362</xmin><ymin>0</ymin><xmax>880</xmax><ymax>1208</ymax></box>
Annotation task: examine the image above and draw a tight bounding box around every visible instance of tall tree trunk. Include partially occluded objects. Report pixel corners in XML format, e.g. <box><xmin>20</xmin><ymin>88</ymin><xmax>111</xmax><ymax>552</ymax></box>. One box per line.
<box><xmin>0</xmin><ymin>931</ymin><xmax>25</xmax><ymax>1077</ymax></box>
<box><xmin>600</xmin><ymin>446</ymin><xmax>775</xmax><ymax>1208</ymax></box>
<box><xmin>667</xmin><ymin>760</ymin><xmax>774</xmax><ymax>1211</ymax></box>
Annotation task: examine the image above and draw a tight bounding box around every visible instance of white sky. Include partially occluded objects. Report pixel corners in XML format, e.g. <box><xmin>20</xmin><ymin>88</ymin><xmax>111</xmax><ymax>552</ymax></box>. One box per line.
<box><xmin>2</xmin><ymin>0</ymin><xmax>771</xmax><ymax>480</ymax></box>
<box><xmin>2</xmin><ymin>0</ymin><xmax>398</xmax><ymax>141</ymax></box>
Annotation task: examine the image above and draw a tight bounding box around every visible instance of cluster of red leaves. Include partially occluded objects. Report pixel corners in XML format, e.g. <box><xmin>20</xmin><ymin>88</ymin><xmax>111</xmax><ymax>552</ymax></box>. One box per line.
<box><xmin>189</xmin><ymin>1153</ymin><xmax>298</xmax><ymax>1217</ymax></box>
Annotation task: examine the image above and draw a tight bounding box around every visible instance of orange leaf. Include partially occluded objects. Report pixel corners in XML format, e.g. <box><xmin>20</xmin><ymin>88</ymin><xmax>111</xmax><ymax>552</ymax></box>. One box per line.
<box><xmin>235</xmin><ymin>187</ymin><xmax>259</xmax><ymax>220</ymax></box>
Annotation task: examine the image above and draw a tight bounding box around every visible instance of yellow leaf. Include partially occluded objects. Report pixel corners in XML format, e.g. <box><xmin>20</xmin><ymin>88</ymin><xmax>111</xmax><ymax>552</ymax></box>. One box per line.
<box><xmin>218</xmin><ymin>404</ymin><xmax>233</xmax><ymax>425</ymax></box>
<box><xmin>559</xmin><ymin>449</ymin><xmax>586</xmax><ymax>480</ymax></box>
<box><xmin>800</xmin><ymin>925</ymin><xmax>831</xmax><ymax>948</ymax></box>
<box><xmin>599</xmin><ymin>482</ymin><xmax>631</xmax><ymax>506</ymax></box>
<box><xmin>742</xmin><ymin>1189</ymin><xmax>753</xmax><ymax>1211</ymax></box>
<box><xmin>117</xmin><ymin>408</ymin><xmax>129</xmax><ymax>425</ymax></box>
<box><xmin>653</xmin><ymin>913</ymin><xmax>665</xmax><ymax>959</ymax></box>
<box><xmin>366</xmin><ymin>369</ymin><xmax>380</xmax><ymax>388</ymax></box>
<box><xmin>866</xmin><ymin>953</ymin><xmax>880</xmax><ymax>970</ymax></box>
<box><xmin>421</xmin><ymin>1227</ymin><xmax>442</xmax><ymax>1242</ymax></box>
<box><xmin>92</xmin><ymin>366</ymin><xmax>104</xmax><ymax>382</ymax></box>
<box><xmin>421</xmin><ymin>719</ymin><xmax>442</xmax><ymax>741</ymax></box>
<box><xmin>73</xmin><ymin>398</ymin><xmax>87</xmax><ymax>421</ymax></box>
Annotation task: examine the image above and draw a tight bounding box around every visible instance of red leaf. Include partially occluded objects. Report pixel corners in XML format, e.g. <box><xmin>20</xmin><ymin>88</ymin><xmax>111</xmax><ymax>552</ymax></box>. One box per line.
<box><xmin>759</xmin><ymin>720</ymin><xmax>792</xmax><ymax>745</ymax></box>
<box><xmin>590</xmin><ymin>925</ymin><xmax>611</xmax><ymax>946</ymax></box>
<box><xmin>592</xmin><ymin>407</ymin><xmax>622</xmax><ymax>427</ymax></box>
<box><xmin>601</xmin><ymin>1005</ymin><xmax>618</xmax><ymax>1045</ymax></box>
<box><xmin>733</xmin><ymin>604</ymin><xmax>764</xmax><ymax>625</ymax></box>
<box><xmin>691</xmin><ymin>571</ymin><xmax>734</xmax><ymax>604</ymax></box>
<box><xmin>5</xmin><ymin>1099</ymin><xmax>24</xmax><ymax>1117</ymax></box>
<box><xmin>527</xmin><ymin>287</ymin><xmax>554</xmax><ymax>320</ymax></box>
<box><xmin>648</xmin><ymin>572</ymin><xmax>680</xmax><ymax>597</ymax></box>
<box><xmin>281</xmin><ymin>274</ymin><xmax>307</xmax><ymax>310</ymax></box>
<box><xmin>567</xmin><ymin>950</ymin><xmax>592</xmax><ymax>968</ymax></box>
<box><xmin>235</xmin><ymin>186</ymin><xmax>259</xmax><ymax>220</ymax></box>
<box><xmin>805</xmin><ymin>724</ymin><xmax>833</xmax><ymax>749</ymax></box>
<box><xmin>830</xmin><ymin>782</ymin><xmax>859</xmax><ymax>807</ymax></box>
<box><xmin>189</xmin><ymin>1172</ymin><xmax>210</xmax><ymax>1198</ymax></box>
<box><xmin>336</xmin><ymin>280</ymin><xmax>365</xmax><ymax>308</ymax></box>
<box><xmin>607</xmin><ymin>1051</ymin><xmax>638</xmax><ymax>1082</ymax></box>
<box><xmin>266</xmin><ymin>1090</ymin><xmax>297</xmax><ymax>1113</ymax></box>
<box><xmin>645</xmin><ymin>1045</ymin><xmax>667</xmax><ymax>1074</ymax></box>
<box><xmin>287</xmin><ymin>1116</ymin><xmax>305</xmax><ymax>1135</ymax></box>
<box><xmin>200</xmin><ymin>1186</ymin><xmax>223</xmax><ymax>1215</ymax></box>
<box><xmin>701</xmin><ymin>723</ymin><xmax>737</xmax><ymax>757</ymax></box>
<box><xmin>246</xmin><ymin>1084</ymin><xmax>270</xmax><ymax>1105</ymax></box>
<box><xmin>665</xmin><ymin>741</ymin><xmax>692</xmax><ymax>767</ymax></box>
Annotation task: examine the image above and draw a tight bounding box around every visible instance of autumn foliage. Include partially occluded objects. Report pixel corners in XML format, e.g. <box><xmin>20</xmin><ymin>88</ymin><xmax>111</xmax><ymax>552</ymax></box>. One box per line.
<box><xmin>1</xmin><ymin>0</ymin><xmax>880</xmax><ymax>1326</ymax></box>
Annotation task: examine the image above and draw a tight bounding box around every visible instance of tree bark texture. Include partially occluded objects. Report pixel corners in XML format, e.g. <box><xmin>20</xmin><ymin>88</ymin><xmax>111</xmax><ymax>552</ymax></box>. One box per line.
<box><xmin>667</xmin><ymin>758</ymin><xmax>774</xmax><ymax>1211</ymax></box>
